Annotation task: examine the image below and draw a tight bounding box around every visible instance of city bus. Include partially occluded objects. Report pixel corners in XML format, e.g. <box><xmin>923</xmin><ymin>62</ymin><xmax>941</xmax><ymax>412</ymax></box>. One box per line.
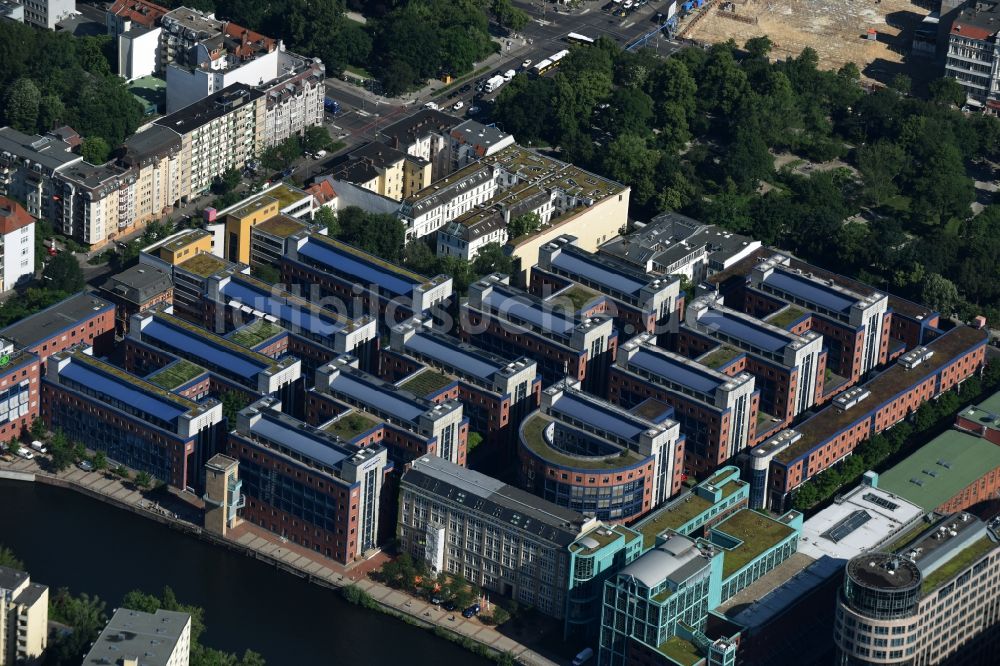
<box><xmin>565</xmin><ymin>32</ymin><xmax>596</xmax><ymax>45</ymax></box>
<box><xmin>531</xmin><ymin>50</ymin><xmax>570</xmax><ymax>76</ymax></box>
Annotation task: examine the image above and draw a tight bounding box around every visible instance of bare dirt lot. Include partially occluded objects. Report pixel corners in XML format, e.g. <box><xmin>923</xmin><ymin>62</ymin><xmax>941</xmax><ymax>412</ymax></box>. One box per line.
<box><xmin>685</xmin><ymin>0</ymin><xmax>930</xmax><ymax>76</ymax></box>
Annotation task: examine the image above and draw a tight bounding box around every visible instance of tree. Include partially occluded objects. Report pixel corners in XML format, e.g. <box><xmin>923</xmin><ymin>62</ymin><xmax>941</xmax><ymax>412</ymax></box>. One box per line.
<box><xmin>472</xmin><ymin>243</ymin><xmax>514</xmax><ymax>276</ymax></box>
<box><xmin>467</xmin><ymin>431</ymin><xmax>483</xmax><ymax>453</ymax></box>
<box><xmin>92</xmin><ymin>449</ymin><xmax>107</xmax><ymax>471</ymax></box>
<box><xmin>302</xmin><ymin>125</ymin><xmax>333</xmax><ymax>154</ymax></box>
<box><xmin>890</xmin><ymin>73</ymin><xmax>912</xmax><ymax>96</ymax></box>
<box><xmin>6</xmin><ymin>438</ymin><xmax>19</xmax><ymax>456</ymax></box>
<box><xmin>221</xmin><ymin>391</ymin><xmax>250</xmax><ymax>424</ymax></box>
<box><xmin>0</xmin><ymin>545</ymin><xmax>23</xmax><ymax>570</ymax></box>
<box><xmin>134</xmin><ymin>471</ymin><xmax>152</xmax><ymax>488</ymax></box>
<box><xmin>335</xmin><ymin>207</ymin><xmax>405</xmax><ymax>262</ymax></box>
<box><xmin>43</xmin><ymin>252</ymin><xmax>85</xmax><ymax>292</ymax></box>
<box><xmin>404</xmin><ymin>239</ymin><xmax>438</xmax><ymax>275</ymax></box>
<box><xmin>491</xmin><ymin>605</ymin><xmax>511</xmax><ymax>625</ymax></box>
<box><xmin>928</xmin><ymin>77</ymin><xmax>966</xmax><ymax>108</ymax></box>
<box><xmin>29</xmin><ymin>416</ymin><xmax>46</xmax><ymax>440</ymax></box>
<box><xmin>211</xmin><ymin>168</ymin><xmax>241</xmax><ymax>195</ymax></box>
<box><xmin>314</xmin><ymin>207</ymin><xmax>339</xmax><ymax>237</ymax></box>
<box><xmin>81</xmin><ymin>136</ymin><xmax>111</xmax><ymax>165</ymax></box>
<box><xmin>490</xmin><ymin>0</ymin><xmax>528</xmax><ymax>31</ymax></box>
<box><xmin>858</xmin><ymin>141</ymin><xmax>906</xmax><ymax>206</ymax></box>
<box><xmin>921</xmin><ymin>273</ymin><xmax>961</xmax><ymax>315</ymax></box>
<box><xmin>47</xmin><ymin>590</ymin><xmax>107</xmax><ymax>664</ymax></box>
<box><xmin>3</xmin><ymin>78</ymin><xmax>40</xmax><ymax>132</ymax></box>
<box><xmin>507</xmin><ymin>212</ymin><xmax>541</xmax><ymax>240</ymax></box>
<box><xmin>37</xmin><ymin>94</ymin><xmax>65</xmax><ymax>131</ymax></box>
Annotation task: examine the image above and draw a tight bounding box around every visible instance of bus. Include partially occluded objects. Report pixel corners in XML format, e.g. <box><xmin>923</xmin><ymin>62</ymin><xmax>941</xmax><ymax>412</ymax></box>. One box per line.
<box><xmin>566</xmin><ymin>32</ymin><xmax>595</xmax><ymax>45</ymax></box>
<box><xmin>531</xmin><ymin>50</ymin><xmax>570</xmax><ymax>76</ymax></box>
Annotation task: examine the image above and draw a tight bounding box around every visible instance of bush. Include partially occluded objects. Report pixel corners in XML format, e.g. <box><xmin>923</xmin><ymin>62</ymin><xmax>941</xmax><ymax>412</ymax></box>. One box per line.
<box><xmin>341</xmin><ymin>584</ymin><xmax>379</xmax><ymax>610</ymax></box>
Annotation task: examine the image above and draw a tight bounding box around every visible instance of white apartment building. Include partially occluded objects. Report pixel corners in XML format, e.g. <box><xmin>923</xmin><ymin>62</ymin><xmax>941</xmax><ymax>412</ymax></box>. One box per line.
<box><xmin>21</xmin><ymin>0</ymin><xmax>72</xmax><ymax>29</ymax></box>
<box><xmin>0</xmin><ymin>127</ymin><xmax>82</xmax><ymax>222</ymax></box>
<box><xmin>946</xmin><ymin>1</ymin><xmax>1000</xmax><ymax>102</ymax></box>
<box><xmin>398</xmin><ymin>455</ymin><xmax>598</xmax><ymax>618</ymax></box>
<box><xmin>0</xmin><ymin>566</ymin><xmax>48</xmax><ymax>666</ymax></box>
<box><xmin>83</xmin><ymin>608</ymin><xmax>191</xmax><ymax>666</ymax></box>
<box><xmin>0</xmin><ymin>197</ymin><xmax>36</xmax><ymax>293</ymax></box>
<box><xmin>261</xmin><ymin>54</ymin><xmax>325</xmax><ymax>147</ymax></box>
<box><xmin>397</xmin><ymin>162</ymin><xmax>499</xmax><ymax>240</ymax></box>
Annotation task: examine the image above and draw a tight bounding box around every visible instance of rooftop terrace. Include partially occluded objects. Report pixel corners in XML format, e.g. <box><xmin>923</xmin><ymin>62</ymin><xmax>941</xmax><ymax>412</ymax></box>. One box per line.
<box><xmin>228</xmin><ymin>320</ymin><xmax>286</xmax><ymax>349</ymax></box>
<box><xmin>920</xmin><ymin>535</ymin><xmax>995</xmax><ymax>593</ymax></box>
<box><xmin>323</xmin><ymin>410</ymin><xmax>381</xmax><ymax>441</ymax></box>
<box><xmin>714</xmin><ymin>510</ymin><xmax>796</xmax><ymax>578</ymax></box>
<box><xmin>698</xmin><ymin>345</ymin><xmax>743</xmax><ymax>370</ymax></box>
<box><xmin>657</xmin><ymin>636</ymin><xmax>702</xmax><ymax>666</ymax></box>
<box><xmin>765</xmin><ymin>305</ymin><xmax>809</xmax><ymax>330</ymax></box>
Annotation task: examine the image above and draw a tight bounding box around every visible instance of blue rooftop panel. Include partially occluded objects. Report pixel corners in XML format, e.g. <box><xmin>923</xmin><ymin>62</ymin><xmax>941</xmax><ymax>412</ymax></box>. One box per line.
<box><xmin>553</xmin><ymin>392</ymin><xmax>646</xmax><ymax>443</ymax></box>
<box><xmin>250</xmin><ymin>415</ymin><xmax>349</xmax><ymax>469</ymax></box>
<box><xmin>629</xmin><ymin>349</ymin><xmax>722</xmax><ymax>395</ymax></box>
<box><xmin>60</xmin><ymin>361</ymin><xmax>187</xmax><ymax>426</ymax></box>
<box><xmin>485</xmin><ymin>287</ymin><xmax>575</xmax><ymax>336</ymax></box>
<box><xmin>143</xmin><ymin>319</ymin><xmax>266</xmax><ymax>380</ymax></box>
<box><xmin>329</xmin><ymin>372</ymin><xmax>425</xmax><ymax>423</ymax></box>
<box><xmin>298</xmin><ymin>240</ymin><xmax>416</xmax><ymax>297</ymax></box>
<box><xmin>698</xmin><ymin>310</ymin><xmax>790</xmax><ymax>353</ymax></box>
<box><xmin>222</xmin><ymin>279</ymin><xmax>343</xmax><ymax>337</ymax></box>
<box><xmin>765</xmin><ymin>270</ymin><xmax>856</xmax><ymax>314</ymax></box>
<box><xmin>404</xmin><ymin>333</ymin><xmax>500</xmax><ymax>381</ymax></box>
<box><xmin>552</xmin><ymin>250</ymin><xmax>647</xmax><ymax>297</ymax></box>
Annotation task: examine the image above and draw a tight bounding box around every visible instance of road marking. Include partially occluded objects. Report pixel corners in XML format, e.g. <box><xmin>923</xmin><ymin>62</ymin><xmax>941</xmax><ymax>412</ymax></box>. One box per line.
<box><xmin>579</xmin><ymin>7</ymin><xmax>590</xmax><ymax>14</ymax></box>
<box><xmin>534</xmin><ymin>19</ymin><xmax>550</xmax><ymax>26</ymax></box>
<box><xmin>356</xmin><ymin>110</ymin><xmax>371</xmax><ymax>117</ymax></box>
<box><xmin>623</xmin><ymin>21</ymin><xmax>635</xmax><ymax>29</ymax></box>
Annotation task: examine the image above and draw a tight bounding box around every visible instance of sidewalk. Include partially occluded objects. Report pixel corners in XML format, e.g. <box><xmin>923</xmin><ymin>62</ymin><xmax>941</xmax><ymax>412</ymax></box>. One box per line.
<box><xmin>0</xmin><ymin>454</ymin><xmax>560</xmax><ymax>666</ymax></box>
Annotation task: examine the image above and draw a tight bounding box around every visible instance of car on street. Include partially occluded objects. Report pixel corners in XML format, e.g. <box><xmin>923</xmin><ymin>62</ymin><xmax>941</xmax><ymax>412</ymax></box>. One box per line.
<box><xmin>424</xmin><ymin>101</ymin><xmax>439</xmax><ymax>110</ymax></box>
<box><xmin>452</xmin><ymin>101</ymin><xmax>464</xmax><ymax>111</ymax></box>
<box><xmin>443</xmin><ymin>600</ymin><xmax>457</xmax><ymax>611</ymax></box>
<box><xmin>314</xmin><ymin>150</ymin><xmax>327</xmax><ymax>159</ymax></box>
<box><xmin>462</xmin><ymin>603</ymin><xmax>481</xmax><ymax>618</ymax></box>
<box><xmin>77</xmin><ymin>459</ymin><xmax>94</xmax><ymax>472</ymax></box>
<box><xmin>468</xmin><ymin>105</ymin><xmax>480</xmax><ymax>115</ymax></box>
<box><xmin>459</xmin><ymin>84</ymin><xmax>472</xmax><ymax>93</ymax></box>
<box><xmin>30</xmin><ymin>440</ymin><xmax>47</xmax><ymax>453</ymax></box>
<box><xmin>16</xmin><ymin>447</ymin><xmax>33</xmax><ymax>460</ymax></box>
<box><xmin>430</xmin><ymin>595</ymin><xmax>445</xmax><ymax>605</ymax></box>
<box><xmin>521</xmin><ymin>58</ymin><xmax>532</xmax><ymax>69</ymax></box>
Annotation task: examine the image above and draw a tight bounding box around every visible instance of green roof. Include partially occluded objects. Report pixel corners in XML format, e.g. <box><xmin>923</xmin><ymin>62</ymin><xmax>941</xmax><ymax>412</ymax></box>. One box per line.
<box><xmin>657</xmin><ymin>636</ymin><xmax>702</xmax><ymax>666</ymax></box>
<box><xmin>399</xmin><ymin>369</ymin><xmax>455</xmax><ymax>396</ymax></box>
<box><xmin>229</xmin><ymin>321</ymin><xmax>285</xmax><ymax>349</ymax></box>
<box><xmin>324</xmin><ymin>411</ymin><xmax>380</xmax><ymax>440</ymax></box>
<box><xmin>637</xmin><ymin>494</ymin><xmax>713</xmax><ymax>548</ymax></box>
<box><xmin>974</xmin><ymin>390</ymin><xmax>1000</xmax><ymax>415</ymax></box>
<box><xmin>265</xmin><ymin>183</ymin><xmax>311</xmax><ymax>210</ymax></box>
<box><xmin>146</xmin><ymin>359</ymin><xmax>206</xmax><ymax>390</ymax></box>
<box><xmin>177</xmin><ymin>253</ymin><xmax>229</xmax><ymax>278</ymax></box>
<box><xmin>921</xmin><ymin>536</ymin><xmax>995</xmax><ymax>593</ymax></box>
<box><xmin>520</xmin><ymin>413</ymin><xmax>646</xmax><ymax>470</ymax></box>
<box><xmin>560</xmin><ymin>285</ymin><xmax>600</xmax><ymax>311</ymax></box>
<box><xmin>877</xmin><ymin>430</ymin><xmax>1000</xmax><ymax>511</ymax></box>
<box><xmin>765</xmin><ymin>305</ymin><xmax>808</xmax><ymax>329</ymax></box>
<box><xmin>254</xmin><ymin>215</ymin><xmax>308</xmax><ymax>238</ymax></box>
<box><xmin>714</xmin><ymin>510</ymin><xmax>796</xmax><ymax>578</ymax></box>
<box><xmin>699</xmin><ymin>345</ymin><xmax>742</xmax><ymax>369</ymax></box>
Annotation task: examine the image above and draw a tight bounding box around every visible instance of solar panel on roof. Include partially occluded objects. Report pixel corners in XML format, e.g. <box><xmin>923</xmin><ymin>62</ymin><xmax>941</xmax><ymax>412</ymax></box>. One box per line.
<box><xmin>328</xmin><ymin>372</ymin><xmax>425</xmax><ymax>423</ymax></box>
<box><xmin>484</xmin><ymin>288</ymin><xmax>575</xmax><ymax>336</ymax></box>
<box><xmin>551</xmin><ymin>251</ymin><xmax>646</xmax><ymax>297</ymax></box>
<box><xmin>698</xmin><ymin>310</ymin><xmax>790</xmax><ymax>353</ymax></box>
<box><xmin>298</xmin><ymin>240</ymin><xmax>416</xmax><ymax>297</ymax></box>
<box><xmin>60</xmin><ymin>361</ymin><xmax>187</xmax><ymax>426</ymax></box>
<box><xmin>863</xmin><ymin>493</ymin><xmax>899</xmax><ymax>511</ymax></box>
<box><xmin>250</xmin><ymin>415</ymin><xmax>349</xmax><ymax>468</ymax></box>
<box><xmin>822</xmin><ymin>509</ymin><xmax>872</xmax><ymax>543</ymax></box>
<box><xmin>552</xmin><ymin>392</ymin><xmax>646</xmax><ymax>443</ymax></box>
<box><xmin>143</xmin><ymin>319</ymin><xmax>266</xmax><ymax>380</ymax></box>
<box><xmin>765</xmin><ymin>271</ymin><xmax>856</xmax><ymax>314</ymax></box>
<box><xmin>629</xmin><ymin>349</ymin><xmax>722</xmax><ymax>396</ymax></box>
<box><xmin>405</xmin><ymin>333</ymin><xmax>499</xmax><ymax>380</ymax></box>
<box><xmin>223</xmin><ymin>280</ymin><xmax>342</xmax><ymax>337</ymax></box>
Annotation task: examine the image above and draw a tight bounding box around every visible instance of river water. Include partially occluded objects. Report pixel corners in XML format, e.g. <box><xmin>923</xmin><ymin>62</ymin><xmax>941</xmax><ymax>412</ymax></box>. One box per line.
<box><xmin>0</xmin><ymin>480</ymin><xmax>490</xmax><ymax>665</ymax></box>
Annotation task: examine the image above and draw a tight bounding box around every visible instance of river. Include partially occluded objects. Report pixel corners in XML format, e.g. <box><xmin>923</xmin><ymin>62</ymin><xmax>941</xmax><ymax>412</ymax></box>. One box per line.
<box><xmin>0</xmin><ymin>480</ymin><xmax>490</xmax><ymax>665</ymax></box>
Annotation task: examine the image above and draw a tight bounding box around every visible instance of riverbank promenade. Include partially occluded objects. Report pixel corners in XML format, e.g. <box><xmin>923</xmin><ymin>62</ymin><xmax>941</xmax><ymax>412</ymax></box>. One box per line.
<box><xmin>0</xmin><ymin>455</ymin><xmax>558</xmax><ymax>666</ymax></box>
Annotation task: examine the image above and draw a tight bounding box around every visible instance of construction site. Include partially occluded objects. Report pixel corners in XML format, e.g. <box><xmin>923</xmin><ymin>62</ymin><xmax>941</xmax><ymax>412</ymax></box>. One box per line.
<box><xmin>683</xmin><ymin>0</ymin><xmax>933</xmax><ymax>76</ymax></box>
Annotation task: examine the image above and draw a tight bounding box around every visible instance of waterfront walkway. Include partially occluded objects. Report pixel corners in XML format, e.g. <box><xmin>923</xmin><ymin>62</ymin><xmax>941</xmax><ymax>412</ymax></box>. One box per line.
<box><xmin>0</xmin><ymin>456</ymin><xmax>559</xmax><ymax>666</ymax></box>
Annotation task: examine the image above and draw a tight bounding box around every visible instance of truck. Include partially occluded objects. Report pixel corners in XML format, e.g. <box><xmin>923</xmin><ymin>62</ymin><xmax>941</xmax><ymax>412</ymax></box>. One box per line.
<box><xmin>483</xmin><ymin>74</ymin><xmax>506</xmax><ymax>93</ymax></box>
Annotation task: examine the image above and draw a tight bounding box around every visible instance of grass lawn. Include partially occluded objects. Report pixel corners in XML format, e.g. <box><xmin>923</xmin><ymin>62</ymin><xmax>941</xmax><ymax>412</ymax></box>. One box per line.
<box><xmin>657</xmin><ymin>636</ymin><xmax>701</xmax><ymax>666</ymax></box>
<box><xmin>714</xmin><ymin>510</ymin><xmax>795</xmax><ymax>578</ymax></box>
<box><xmin>147</xmin><ymin>360</ymin><xmax>205</xmax><ymax>390</ymax></box>
<box><xmin>344</xmin><ymin>64</ymin><xmax>374</xmax><ymax>79</ymax></box>
<box><xmin>399</xmin><ymin>370</ymin><xmax>454</xmax><ymax>396</ymax></box>
<box><xmin>325</xmin><ymin>412</ymin><xmax>380</xmax><ymax>440</ymax></box>
<box><xmin>230</xmin><ymin>321</ymin><xmax>284</xmax><ymax>349</ymax></box>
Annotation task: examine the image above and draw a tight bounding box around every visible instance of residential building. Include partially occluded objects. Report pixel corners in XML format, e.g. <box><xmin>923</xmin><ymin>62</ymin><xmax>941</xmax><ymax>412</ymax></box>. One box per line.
<box><xmin>260</xmin><ymin>54</ymin><xmax>325</xmax><ymax>147</ymax></box>
<box><xmin>305</xmin><ymin>180</ymin><xmax>337</xmax><ymax>212</ymax></box>
<box><xmin>106</xmin><ymin>0</ymin><xmax>166</xmax><ymax>36</ymax></box>
<box><xmin>0</xmin><ymin>196</ymin><xmax>35</xmax><ymax>292</ymax></box>
<box><xmin>141</xmin><ymin>229</ymin><xmax>217</xmax><ymax>272</ymax></box>
<box><xmin>833</xmin><ymin>510</ymin><xmax>1000</xmax><ymax>665</ymax></box>
<box><xmin>326</xmin><ymin>142</ymin><xmax>431</xmax><ymax>202</ymax></box>
<box><xmin>100</xmin><ymin>263</ymin><xmax>173</xmax><ymax>335</ymax></box>
<box><xmin>0</xmin><ymin>291</ymin><xmax>115</xmax><ymax>366</ymax></box>
<box><xmin>398</xmin><ymin>159</ymin><xmax>499</xmax><ymax>240</ymax></box>
<box><xmin>226</xmin><ymin>397</ymin><xmax>390</xmax><ymax>563</ymax></box>
<box><xmin>533</xmin><ymin>235</ymin><xmax>682</xmax><ymax>338</ymax></box>
<box><xmin>83</xmin><ymin>608</ymin><xmax>191</xmax><ymax>666</ymax></box>
<box><xmin>282</xmin><ymin>233</ymin><xmax>453</xmax><ymax>323</ymax></box>
<box><xmin>519</xmin><ymin>379</ymin><xmax>685</xmax><ymax>524</ymax></box>
<box><xmin>20</xmin><ymin>0</ymin><xmax>70</xmax><ymax>29</ymax></box>
<box><xmin>216</xmin><ymin>182</ymin><xmax>316</xmax><ymax>264</ymax></box>
<box><xmin>0</xmin><ymin>566</ymin><xmax>48</xmax><ymax>666</ymax></box>
<box><xmin>377</xmin><ymin>108</ymin><xmax>463</xmax><ymax>180</ymax></box>
<box><xmin>682</xmin><ymin>294</ymin><xmax>825</xmax><ymax>423</ymax></box>
<box><xmin>0</xmin><ymin>127</ymin><xmax>82</xmax><ymax>223</ymax></box>
<box><xmin>0</xmin><ymin>338</ymin><xmax>39</xmax><ymax>445</ymax></box>
<box><xmin>748</xmin><ymin>325</ymin><xmax>988</xmax><ymax>512</ymax></box>
<box><xmin>398</xmin><ymin>454</ymin><xmax>600</xmax><ymax>618</ymax></box>
<box><xmin>55</xmin><ymin>160</ymin><xmax>139</xmax><ymax>248</ymax></box>
<box><xmin>945</xmin><ymin>0</ymin><xmax>1000</xmax><ymax>102</ymax></box>
<box><xmin>462</xmin><ymin>274</ymin><xmax>617</xmax><ymax>392</ymax></box>
<box><xmin>0</xmin><ymin>1</ymin><xmax>24</xmax><ymax>23</ymax></box>
<box><xmin>448</xmin><ymin>120</ymin><xmax>515</xmax><ymax>170</ymax></box>
<box><xmin>42</xmin><ymin>350</ymin><xmax>223</xmax><ymax>491</ymax></box>
<box><xmin>599</xmin><ymin>212</ymin><xmax>760</xmax><ymax>283</ymax></box>
<box><xmin>385</xmin><ymin>316</ymin><xmax>541</xmax><ymax>456</ymax></box>
<box><xmin>611</xmin><ymin>334</ymin><xmax>758</xmax><ymax>475</ymax></box>
<box><xmin>118</xmin><ymin>124</ymin><xmax>185</xmax><ymax>228</ymax></box>
<box><xmin>310</xmin><ymin>355</ymin><xmax>468</xmax><ymax>466</ymax></box>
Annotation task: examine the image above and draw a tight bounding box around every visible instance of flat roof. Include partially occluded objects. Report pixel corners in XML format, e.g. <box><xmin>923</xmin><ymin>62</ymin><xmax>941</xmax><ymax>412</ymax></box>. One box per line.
<box><xmin>627</xmin><ymin>347</ymin><xmax>724</xmax><ymax>397</ymax></box>
<box><xmin>877</xmin><ymin>429</ymin><xmax>1000</xmax><ymax>511</ymax></box>
<box><xmin>154</xmin><ymin>83</ymin><xmax>262</xmax><ymax>136</ymax></box>
<box><xmin>296</xmin><ymin>236</ymin><xmax>420</xmax><ymax>297</ymax></box>
<box><xmin>774</xmin><ymin>326</ymin><xmax>988</xmax><ymax>463</ymax></box>
<box><xmin>714</xmin><ymin>510</ymin><xmax>797</xmax><ymax>578</ymax></box>
<box><xmin>483</xmin><ymin>285</ymin><xmax>576</xmax><ymax>337</ymax></box>
<box><xmin>177</xmin><ymin>253</ymin><xmax>231</xmax><ymax>278</ymax></box>
<box><xmin>140</xmin><ymin>314</ymin><xmax>271</xmax><ymax>380</ymax></box>
<box><xmin>403</xmin><ymin>332</ymin><xmax>502</xmax><ymax>382</ymax></box>
<box><xmin>551</xmin><ymin>391</ymin><xmax>653</xmax><ymax>445</ymax></box>
<box><xmin>696</xmin><ymin>309</ymin><xmax>793</xmax><ymax>354</ymax></box>
<box><xmin>83</xmin><ymin>609</ymin><xmax>191</xmax><ymax>666</ymax></box>
<box><xmin>520</xmin><ymin>413</ymin><xmax>647</xmax><ymax>470</ymax></box>
<box><xmin>0</xmin><ymin>127</ymin><xmax>79</xmax><ymax>172</ymax></box>
<box><xmin>146</xmin><ymin>359</ymin><xmax>206</xmax><ymax>390</ymax></box>
<box><xmin>221</xmin><ymin>276</ymin><xmax>348</xmax><ymax>337</ymax></box>
<box><xmin>1</xmin><ymin>292</ymin><xmax>112</xmax><ymax>349</ymax></box>
<box><xmin>551</xmin><ymin>246</ymin><xmax>648</xmax><ymax>297</ymax></box>
<box><xmin>249</xmin><ymin>412</ymin><xmax>351</xmax><ymax>470</ymax></box>
<box><xmin>327</xmin><ymin>370</ymin><xmax>427</xmax><ymax>423</ymax></box>
<box><xmin>402</xmin><ymin>455</ymin><xmax>587</xmax><ymax>546</ymax></box>
<box><xmin>254</xmin><ymin>214</ymin><xmax>308</xmax><ymax>238</ymax></box>
<box><xmin>379</xmin><ymin>108</ymin><xmax>460</xmax><ymax>146</ymax></box>
<box><xmin>764</xmin><ymin>269</ymin><xmax>858</xmax><ymax>314</ymax></box>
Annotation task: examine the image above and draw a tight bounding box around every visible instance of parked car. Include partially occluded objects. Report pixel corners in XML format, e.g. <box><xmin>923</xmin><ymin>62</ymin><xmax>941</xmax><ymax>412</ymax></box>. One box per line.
<box><xmin>452</xmin><ymin>101</ymin><xmax>464</xmax><ymax>111</ymax></box>
<box><xmin>314</xmin><ymin>150</ymin><xmax>327</xmax><ymax>159</ymax></box>
<box><xmin>462</xmin><ymin>603</ymin><xmax>481</xmax><ymax>618</ymax></box>
<box><xmin>521</xmin><ymin>58</ymin><xmax>533</xmax><ymax>69</ymax></box>
<box><xmin>468</xmin><ymin>105</ymin><xmax>480</xmax><ymax>115</ymax></box>
<box><xmin>572</xmin><ymin>647</ymin><xmax>595</xmax><ymax>666</ymax></box>
<box><xmin>443</xmin><ymin>600</ymin><xmax>457</xmax><ymax>611</ymax></box>
<box><xmin>77</xmin><ymin>459</ymin><xmax>94</xmax><ymax>472</ymax></box>
<box><xmin>430</xmin><ymin>595</ymin><xmax>445</xmax><ymax>605</ymax></box>
<box><xmin>16</xmin><ymin>447</ymin><xmax>33</xmax><ymax>460</ymax></box>
<box><xmin>424</xmin><ymin>101</ymin><xmax>440</xmax><ymax>110</ymax></box>
<box><xmin>459</xmin><ymin>84</ymin><xmax>472</xmax><ymax>93</ymax></box>
<box><xmin>30</xmin><ymin>440</ymin><xmax>47</xmax><ymax>453</ymax></box>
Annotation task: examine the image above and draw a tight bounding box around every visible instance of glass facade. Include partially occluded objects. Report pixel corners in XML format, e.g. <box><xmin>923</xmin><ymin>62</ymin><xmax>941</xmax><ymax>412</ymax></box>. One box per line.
<box><xmin>542</xmin><ymin>477</ymin><xmax>645</xmax><ymax>521</ymax></box>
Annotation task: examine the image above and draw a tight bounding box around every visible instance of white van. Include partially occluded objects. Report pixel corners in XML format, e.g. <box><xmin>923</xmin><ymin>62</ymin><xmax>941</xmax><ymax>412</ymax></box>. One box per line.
<box><xmin>314</xmin><ymin>150</ymin><xmax>327</xmax><ymax>159</ymax></box>
<box><xmin>17</xmin><ymin>446</ymin><xmax>34</xmax><ymax>460</ymax></box>
<box><xmin>30</xmin><ymin>440</ymin><xmax>47</xmax><ymax>453</ymax></box>
<box><xmin>572</xmin><ymin>648</ymin><xmax>594</xmax><ymax>666</ymax></box>
<box><xmin>503</xmin><ymin>69</ymin><xmax>516</xmax><ymax>82</ymax></box>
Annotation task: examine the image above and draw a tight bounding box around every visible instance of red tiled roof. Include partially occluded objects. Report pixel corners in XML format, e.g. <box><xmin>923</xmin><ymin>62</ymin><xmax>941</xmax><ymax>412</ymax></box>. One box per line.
<box><xmin>0</xmin><ymin>197</ymin><xmax>35</xmax><ymax>235</ymax></box>
<box><xmin>952</xmin><ymin>22</ymin><xmax>993</xmax><ymax>40</ymax></box>
<box><xmin>224</xmin><ymin>22</ymin><xmax>277</xmax><ymax>59</ymax></box>
<box><xmin>109</xmin><ymin>0</ymin><xmax>168</xmax><ymax>29</ymax></box>
<box><xmin>307</xmin><ymin>180</ymin><xmax>337</xmax><ymax>206</ymax></box>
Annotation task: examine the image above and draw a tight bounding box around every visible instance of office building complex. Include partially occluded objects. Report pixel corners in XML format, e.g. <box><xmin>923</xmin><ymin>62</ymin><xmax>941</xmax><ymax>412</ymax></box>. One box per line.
<box><xmin>946</xmin><ymin>0</ymin><xmax>1000</xmax><ymax>102</ymax></box>
<box><xmin>0</xmin><ymin>566</ymin><xmax>48</xmax><ymax>666</ymax></box>
<box><xmin>749</xmin><ymin>326</ymin><xmax>988</xmax><ymax>511</ymax></box>
<box><xmin>519</xmin><ymin>380</ymin><xmax>684</xmax><ymax>524</ymax></box>
<box><xmin>0</xmin><ymin>338</ymin><xmax>40</xmax><ymax>446</ymax></box>
<box><xmin>226</xmin><ymin>397</ymin><xmax>389</xmax><ymax>563</ymax></box>
<box><xmin>0</xmin><ymin>291</ymin><xmax>115</xmax><ymax>366</ymax></box>
<box><xmin>398</xmin><ymin>454</ymin><xmax>601</xmax><ymax>618</ymax></box>
<box><xmin>834</xmin><ymin>511</ymin><xmax>1000</xmax><ymax>665</ymax></box>
<box><xmin>100</xmin><ymin>263</ymin><xmax>173</xmax><ymax>335</ymax></box>
<box><xmin>462</xmin><ymin>274</ymin><xmax>617</xmax><ymax>392</ymax></box>
<box><xmin>42</xmin><ymin>350</ymin><xmax>223</xmax><ymax>491</ymax></box>
<box><xmin>611</xmin><ymin>334</ymin><xmax>758</xmax><ymax>475</ymax></box>
<box><xmin>0</xmin><ymin>197</ymin><xmax>34</xmax><ymax>293</ymax></box>
<box><xmin>83</xmin><ymin>608</ymin><xmax>191</xmax><ymax>666</ymax></box>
